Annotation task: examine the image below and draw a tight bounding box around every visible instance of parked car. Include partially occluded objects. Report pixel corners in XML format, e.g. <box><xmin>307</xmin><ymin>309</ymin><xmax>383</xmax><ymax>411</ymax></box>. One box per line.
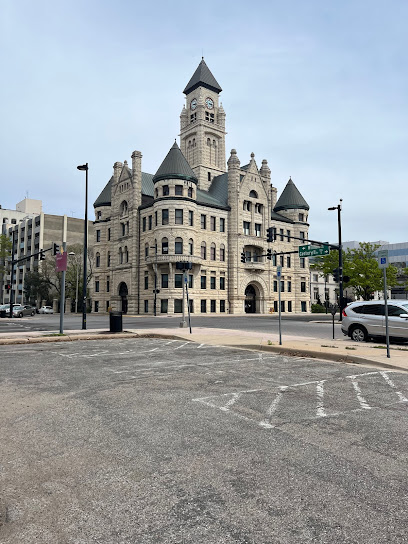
<box><xmin>342</xmin><ymin>300</ymin><xmax>408</xmax><ymax>342</ymax></box>
<box><xmin>7</xmin><ymin>305</ymin><xmax>36</xmax><ymax>318</ymax></box>
<box><xmin>39</xmin><ymin>306</ymin><xmax>54</xmax><ymax>314</ymax></box>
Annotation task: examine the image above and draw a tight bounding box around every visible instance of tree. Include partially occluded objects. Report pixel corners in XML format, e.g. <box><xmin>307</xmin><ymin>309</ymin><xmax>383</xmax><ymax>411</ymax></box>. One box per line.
<box><xmin>0</xmin><ymin>234</ymin><xmax>12</xmax><ymax>303</ymax></box>
<box><xmin>24</xmin><ymin>270</ymin><xmax>51</xmax><ymax>305</ymax></box>
<box><xmin>312</xmin><ymin>242</ymin><xmax>398</xmax><ymax>301</ymax></box>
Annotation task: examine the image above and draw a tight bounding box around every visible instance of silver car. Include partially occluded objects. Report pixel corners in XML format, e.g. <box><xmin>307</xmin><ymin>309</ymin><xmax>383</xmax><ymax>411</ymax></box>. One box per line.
<box><xmin>342</xmin><ymin>300</ymin><xmax>408</xmax><ymax>341</ymax></box>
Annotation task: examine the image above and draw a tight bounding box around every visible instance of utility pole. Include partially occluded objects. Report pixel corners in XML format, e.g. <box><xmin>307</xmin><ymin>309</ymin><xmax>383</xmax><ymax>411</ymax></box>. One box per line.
<box><xmin>328</xmin><ymin>200</ymin><xmax>344</xmax><ymax>321</ymax></box>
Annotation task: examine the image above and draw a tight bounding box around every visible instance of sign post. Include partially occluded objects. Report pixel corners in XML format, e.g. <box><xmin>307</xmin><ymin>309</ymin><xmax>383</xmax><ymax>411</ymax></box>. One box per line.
<box><xmin>56</xmin><ymin>243</ymin><xmax>67</xmax><ymax>334</ymax></box>
<box><xmin>277</xmin><ymin>265</ymin><xmax>282</xmax><ymax>345</ymax></box>
<box><xmin>378</xmin><ymin>250</ymin><xmax>390</xmax><ymax>358</ymax></box>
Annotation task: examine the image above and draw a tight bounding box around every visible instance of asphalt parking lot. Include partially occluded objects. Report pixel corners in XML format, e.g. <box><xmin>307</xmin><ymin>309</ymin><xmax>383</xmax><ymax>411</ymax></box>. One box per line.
<box><xmin>1</xmin><ymin>338</ymin><xmax>407</xmax><ymax>543</ymax></box>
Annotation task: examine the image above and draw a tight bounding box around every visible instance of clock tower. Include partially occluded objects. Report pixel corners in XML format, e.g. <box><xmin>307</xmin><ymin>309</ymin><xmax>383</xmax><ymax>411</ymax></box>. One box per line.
<box><xmin>180</xmin><ymin>58</ymin><xmax>226</xmax><ymax>191</ymax></box>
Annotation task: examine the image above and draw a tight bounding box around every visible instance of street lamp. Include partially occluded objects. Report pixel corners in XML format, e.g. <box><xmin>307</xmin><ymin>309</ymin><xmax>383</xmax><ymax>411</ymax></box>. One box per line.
<box><xmin>328</xmin><ymin>199</ymin><xmax>343</xmax><ymax>321</ymax></box>
<box><xmin>68</xmin><ymin>251</ymin><xmax>79</xmax><ymax>314</ymax></box>
<box><xmin>77</xmin><ymin>163</ymin><xmax>88</xmax><ymax>329</ymax></box>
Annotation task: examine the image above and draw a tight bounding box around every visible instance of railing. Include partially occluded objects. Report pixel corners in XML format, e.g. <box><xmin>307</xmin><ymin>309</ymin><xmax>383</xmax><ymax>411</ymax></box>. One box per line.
<box><xmin>145</xmin><ymin>254</ymin><xmax>203</xmax><ymax>265</ymax></box>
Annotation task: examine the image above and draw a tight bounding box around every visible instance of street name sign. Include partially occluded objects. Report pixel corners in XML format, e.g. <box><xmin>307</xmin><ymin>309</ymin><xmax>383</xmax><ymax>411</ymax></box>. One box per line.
<box><xmin>298</xmin><ymin>245</ymin><xmax>330</xmax><ymax>258</ymax></box>
<box><xmin>378</xmin><ymin>250</ymin><xmax>389</xmax><ymax>269</ymax></box>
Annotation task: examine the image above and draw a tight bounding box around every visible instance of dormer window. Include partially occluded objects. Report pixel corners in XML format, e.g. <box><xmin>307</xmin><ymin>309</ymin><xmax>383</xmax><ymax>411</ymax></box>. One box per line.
<box><xmin>249</xmin><ymin>190</ymin><xmax>258</xmax><ymax>198</ymax></box>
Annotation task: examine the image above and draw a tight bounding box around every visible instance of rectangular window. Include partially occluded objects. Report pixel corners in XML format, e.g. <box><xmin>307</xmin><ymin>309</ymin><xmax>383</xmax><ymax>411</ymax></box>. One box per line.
<box><xmin>106</xmin><ymin>301</ymin><xmax>110</xmax><ymax>312</ymax></box>
<box><xmin>142</xmin><ymin>217</ymin><xmax>146</xmax><ymax>232</ymax></box>
<box><xmin>301</xmin><ymin>301</ymin><xmax>307</xmax><ymax>312</ymax></box>
<box><xmin>281</xmin><ymin>280</ymin><xmax>285</xmax><ymax>292</ymax></box>
<box><xmin>162</xmin><ymin>239</ymin><xmax>168</xmax><ymax>254</ymax></box>
<box><xmin>300</xmin><ymin>231</ymin><xmax>305</xmax><ymax>242</ymax></box>
<box><xmin>95</xmin><ymin>280</ymin><xmax>100</xmax><ymax>293</ymax></box>
<box><xmin>220</xmin><ymin>300</ymin><xmax>225</xmax><ymax>313</ymax></box>
<box><xmin>288</xmin><ymin>301</ymin><xmax>292</xmax><ymax>312</ymax></box>
<box><xmin>162</xmin><ymin>209</ymin><xmax>169</xmax><ymax>225</ymax></box>
<box><xmin>300</xmin><ymin>257</ymin><xmax>305</xmax><ymax>268</ymax></box>
<box><xmin>255</xmin><ymin>224</ymin><xmax>261</xmax><ymax>237</ymax></box>
<box><xmin>190</xmin><ymin>113</ymin><xmax>196</xmax><ymax>123</ymax></box>
<box><xmin>286</xmin><ymin>230</ymin><xmax>291</xmax><ymax>241</ymax></box>
<box><xmin>274</xmin><ymin>301</ymin><xmax>278</xmax><ymax>312</ymax></box>
<box><xmin>210</xmin><ymin>276</ymin><xmax>216</xmax><ymax>289</ymax></box>
<box><xmin>144</xmin><ymin>275</ymin><xmax>148</xmax><ymax>290</ymax></box>
<box><xmin>175</xmin><ymin>274</ymin><xmax>183</xmax><ymax>288</ymax></box>
<box><xmin>210</xmin><ymin>300</ymin><xmax>216</xmax><ymax>313</ymax></box>
<box><xmin>94</xmin><ymin>301</ymin><xmax>99</xmax><ymax>312</ymax></box>
<box><xmin>220</xmin><ymin>218</ymin><xmax>225</xmax><ymax>232</ymax></box>
<box><xmin>274</xmin><ymin>280</ymin><xmax>278</xmax><ymax>292</ymax></box>
<box><xmin>313</xmin><ymin>274</ymin><xmax>319</xmax><ymax>282</ymax></box>
<box><xmin>144</xmin><ymin>300</ymin><xmax>148</xmax><ymax>313</ymax></box>
<box><xmin>281</xmin><ymin>300</ymin><xmax>285</xmax><ymax>312</ymax></box>
<box><xmin>201</xmin><ymin>214</ymin><xmax>206</xmax><ymax>229</ymax></box>
<box><xmin>201</xmin><ymin>300</ymin><xmax>207</xmax><ymax>313</ymax></box>
<box><xmin>108</xmin><ymin>228</ymin><xmax>111</xmax><ymax>241</ymax></box>
<box><xmin>148</xmin><ymin>215</ymin><xmax>152</xmax><ymax>230</ymax></box>
<box><xmin>205</xmin><ymin>112</ymin><xmax>214</xmax><ymax>122</ymax></box>
<box><xmin>175</xmin><ymin>209</ymin><xmax>183</xmax><ymax>225</ymax></box>
<box><xmin>163</xmin><ymin>185</ymin><xmax>169</xmax><ymax>196</ymax></box>
<box><xmin>96</xmin><ymin>230</ymin><xmax>101</xmax><ymax>242</ymax></box>
<box><xmin>174</xmin><ymin>299</ymin><xmax>183</xmax><ymax>313</ymax></box>
<box><xmin>210</xmin><ymin>216</ymin><xmax>216</xmax><ymax>231</ymax></box>
<box><xmin>155</xmin><ymin>211</ymin><xmax>157</xmax><ymax>226</ymax></box>
<box><xmin>280</xmin><ymin>228</ymin><xmax>284</xmax><ymax>241</ymax></box>
<box><xmin>161</xmin><ymin>299</ymin><xmax>168</xmax><ymax>313</ymax></box>
<box><xmin>201</xmin><ymin>276</ymin><xmax>207</xmax><ymax>289</ymax></box>
<box><xmin>299</xmin><ymin>213</ymin><xmax>305</xmax><ymax>222</ymax></box>
<box><xmin>161</xmin><ymin>274</ymin><xmax>168</xmax><ymax>288</ymax></box>
<box><xmin>287</xmin><ymin>256</ymin><xmax>291</xmax><ymax>268</ymax></box>
<box><xmin>243</xmin><ymin>221</ymin><xmax>250</xmax><ymax>235</ymax></box>
<box><xmin>189</xmin><ymin>299</ymin><xmax>194</xmax><ymax>313</ymax></box>
<box><xmin>288</xmin><ymin>281</ymin><xmax>292</xmax><ymax>292</ymax></box>
<box><xmin>106</xmin><ymin>277</ymin><xmax>110</xmax><ymax>293</ymax></box>
<box><xmin>175</xmin><ymin>185</ymin><xmax>183</xmax><ymax>195</ymax></box>
<box><xmin>280</xmin><ymin>256</ymin><xmax>284</xmax><ymax>267</ymax></box>
<box><xmin>220</xmin><ymin>277</ymin><xmax>225</xmax><ymax>290</ymax></box>
<box><xmin>301</xmin><ymin>281</ymin><xmax>306</xmax><ymax>292</ymax></box>
<box><xmin>272</xmin><ymin>254</ymin><xmax>277</xmax><ymax>266</ymax></box>
<box><xmin>188</xmin><ymin>274</ymin><xmax>193</xmax><ymax>288</ymax></box>
<box><xmin>121</xmin><ymin>223</ymin><xmax>126</xmax><ymax>237</ymax></box>
<box><xmin>189</xmin><ymin>210</ymin><xmax>194</xmax><ymax>226</ymax></box>
<box><xmin>220</xmin><ymin>247</ymin><xmax>225</xmax><ymax>261</ymax></box>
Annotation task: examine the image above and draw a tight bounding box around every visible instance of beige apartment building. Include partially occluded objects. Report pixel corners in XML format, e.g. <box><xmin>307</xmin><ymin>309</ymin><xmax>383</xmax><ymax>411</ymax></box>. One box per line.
<box><xmin>91</xmin><ymin>59</ymin><xmax>311</xmax><ymax>315</ymax></box>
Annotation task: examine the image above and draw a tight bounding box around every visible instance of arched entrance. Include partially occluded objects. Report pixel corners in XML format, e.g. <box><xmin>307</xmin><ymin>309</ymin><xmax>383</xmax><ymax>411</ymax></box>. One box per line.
<box><xmin>245</xmin><ymin>285</ymin><xmax>256</xmax><ymax>313</ymax></box>
<box><xmin>118</xmin><ymin>282</ymin><xmax>128</xmax><ymax>314</ymax></box>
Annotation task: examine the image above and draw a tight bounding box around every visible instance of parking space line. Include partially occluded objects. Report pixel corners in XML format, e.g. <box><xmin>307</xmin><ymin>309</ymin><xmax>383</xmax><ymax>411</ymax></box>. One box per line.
<box><xmin>347</xmin><ymin>375</ymin><xmax>372</xmax><ymax>410</ymax></box>
<box><xmin>379</xmin><ymin>371</ymin><xmax>408</xmax><ymax>402</ymax></box>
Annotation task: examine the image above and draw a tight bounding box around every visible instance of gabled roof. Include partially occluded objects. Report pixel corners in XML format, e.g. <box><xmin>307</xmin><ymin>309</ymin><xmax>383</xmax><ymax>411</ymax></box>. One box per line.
<box><xmin>274</xmin><ymin>177</ymin><xmax>309</xmax><ymax>213</ymax></box>
<box><xmin>183</xmin><ymin>58</ymin><xmax>222</xmax><ymax>95</ymax></box>
<box><xmin>152</xmin><ymin>141</ymin><xmax>198</xmax><ymax>184</ymax></box>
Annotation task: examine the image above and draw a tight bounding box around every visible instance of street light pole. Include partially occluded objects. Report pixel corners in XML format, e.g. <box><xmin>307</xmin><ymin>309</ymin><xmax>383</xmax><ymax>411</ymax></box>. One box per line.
<box><xmin>328</xmin><ymin>199</ymin><xmax>343</xmax><ymax>321</ymax></box>
<box><xmin>77</xmin><ymin>163</ymin><xmax>88</xmax><ymax>329</ymax></box>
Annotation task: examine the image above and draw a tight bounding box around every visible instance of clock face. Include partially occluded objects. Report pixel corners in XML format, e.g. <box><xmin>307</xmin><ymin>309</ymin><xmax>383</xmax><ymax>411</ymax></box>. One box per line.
<box><xmin>205</xmin><ymin>97</ymin><xmax>214</xmax><ymax>109</ymax></box>
<box><xmin>191</xmin><ymin>98</ymin><xmax>197</xmax><ymax>110</ymax></box>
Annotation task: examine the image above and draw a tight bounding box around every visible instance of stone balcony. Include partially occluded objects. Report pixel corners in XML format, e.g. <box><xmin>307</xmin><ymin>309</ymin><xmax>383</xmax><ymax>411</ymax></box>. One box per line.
<box><xmin>244</xmin><ymin>260</ymin><xmax>266</xmax><ymax>271</ymax></box>
<box><xmin>145</xmin><ymin>254</ymin><xmax>203</xmax><ymax>266</ymax></box>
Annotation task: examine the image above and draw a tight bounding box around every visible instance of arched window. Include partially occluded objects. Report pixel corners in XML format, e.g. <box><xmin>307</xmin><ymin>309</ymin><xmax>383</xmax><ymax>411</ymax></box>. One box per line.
<box><xmin>119</xmin><ymin>248</ymin><xmax>123</xmax><ymax>264</ymax></box>
<box><xmin>207</xmin><ymin>138</ymin><xmax>211</xmax><ymax>145</ymax></box>
<box><xmin>120</xmin><ymin>200</ymin><xmax>128</xmax><ymax>217</ymax></box>
<box><xmin>145</xmin><ymin>243</ymin><xmax>149</xmax><ymax>258</ymax></box>
<box><xmin>107</xmin><ymin>252</ymin><xmax>111</xmax><ymax>267</ymax></box>
<box><xmin>95</xmin><ymin>252</ymin><xmax>100</xmax><ymax>267</ymax></box>
<box><xmin>189</xmin><ymin>239</ymin><xmax>194</xmax><ymax>255</ymax></box>
<box><xmin>249</xmin><ymin>190</ymin><xmax>258</xmax><ymax>198</ymax></box>
<box><xmin>210</xmin><ymin>243</ymin><xmax>216</xmax><ymax>260</ymax></box>
<box><xmin>124</xmin><ymin>246</ymin><xmax>129</xmax><ymax>263</ymax></box>
<box><xmin>201</xmin><ymin>242</ymin><xmax>206</xmax><ymax>260</ymax></box>
<box><xmin>162</xmin><ymin>237</ymin><xmax>168</xmax><ymax>254</ymax></box>
<box><xmin>175</xmin><ymin>237</ymin><xmax>183</xmax><ymax>255</ymax></box>
<box><xmin>220</xmin><ymin>244</ymin><xmax>225</xmax><ymax>262</ymax></box>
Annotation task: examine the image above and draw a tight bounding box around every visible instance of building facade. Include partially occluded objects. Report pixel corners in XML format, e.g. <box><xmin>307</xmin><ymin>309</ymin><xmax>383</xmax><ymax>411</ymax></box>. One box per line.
<box><xmin>91</xmin><ymin>60</ymin><xmax>311</xmax><ymax>315</ymax></box>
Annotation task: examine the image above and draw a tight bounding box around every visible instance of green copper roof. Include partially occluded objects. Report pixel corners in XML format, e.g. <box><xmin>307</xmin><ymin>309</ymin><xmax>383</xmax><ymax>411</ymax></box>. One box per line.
<box><xmin>274</xmin><ymin>177</ymin><xmax>309</xmax><ymax>213</ymax></box>
<box><xmin>152</xmin><ymin>141</ymin><xmax>198</xmax><ymax>184</ymax></box>
<box><xmin>183</xmin><ymin>58</ymin><xmax>222</xmax><ymax>95</ymax></box>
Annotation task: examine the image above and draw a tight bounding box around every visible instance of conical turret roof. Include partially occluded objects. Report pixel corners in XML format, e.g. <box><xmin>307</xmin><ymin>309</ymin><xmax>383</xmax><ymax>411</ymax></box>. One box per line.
<box><xmin>183</xmin><ymin>58</ymin><xmax>222</xmax><ymax>95</ymax></box>
<box><xmin>274</xmin><ymin>177</ymin><xmax>309</xmax><ymax>212</ymax></box>
<box><xmin>153</xmin><ymin>141</ymin><xmax>198</xmax><ymax>184</ymax></box>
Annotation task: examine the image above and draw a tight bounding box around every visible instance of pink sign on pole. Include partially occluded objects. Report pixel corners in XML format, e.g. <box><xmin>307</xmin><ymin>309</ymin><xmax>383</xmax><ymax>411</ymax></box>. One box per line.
<box><xmin>56</xmin><ymin>252</ymin><xmax>67</xmax><ymax>272</ymax></box>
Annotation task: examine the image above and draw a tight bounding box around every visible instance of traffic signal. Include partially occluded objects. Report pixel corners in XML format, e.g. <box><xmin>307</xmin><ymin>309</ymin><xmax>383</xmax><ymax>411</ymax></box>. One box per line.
<box><xmin>332</xmin><ymin>268</ymin><xmax>340</xmax><ymax>282</ymax></box>
<box><xmin>53</xmin><ymin>243</ymin><xmax>60</xmax><ymax>256</ymax></box>
<box><xmin>266</xmin><ymin>249</ymin><xmax>272</xmax><ymax>261</ymax></box>
<box><xmin>266</xmin><ymin>227</ymin><xmax>275</xmax><ymax>243</ymax></box>
<box><xmin>39</xmin><ymin>250</ymin><xmax>46</xmax><ymax>261</ymax></box>
<box><xmin>241</xmin><ymin>252</ymin><xmax>246</xmax><ymax>263</ymax></box>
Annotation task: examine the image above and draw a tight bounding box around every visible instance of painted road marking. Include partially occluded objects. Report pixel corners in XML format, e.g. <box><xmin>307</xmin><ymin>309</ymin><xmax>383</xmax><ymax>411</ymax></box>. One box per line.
<box><xmin>193</xmin><ymin>371</ymin><xmax>408</xmax><ymax>429</ymax></box>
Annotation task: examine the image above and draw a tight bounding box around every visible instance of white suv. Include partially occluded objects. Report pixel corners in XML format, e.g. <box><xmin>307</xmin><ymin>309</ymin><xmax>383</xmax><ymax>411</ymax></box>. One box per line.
<box><xmin>342</xmin><ymin>300</ymin><xmax>408</xmax><ymax>342</ymax></box>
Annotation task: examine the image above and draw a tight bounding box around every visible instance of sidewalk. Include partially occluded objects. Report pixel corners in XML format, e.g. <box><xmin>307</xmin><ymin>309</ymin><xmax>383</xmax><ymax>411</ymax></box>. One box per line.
<box><xmin>0</xmin><ymin>326</ymin><xmax>407</xmax><ymax>372</ymax></box>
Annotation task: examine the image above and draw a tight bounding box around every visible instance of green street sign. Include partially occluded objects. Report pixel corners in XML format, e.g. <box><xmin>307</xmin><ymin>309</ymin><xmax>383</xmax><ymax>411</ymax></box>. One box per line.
<box><xmin>298</xmin><ymin>244</ymin><xmax>330</xmax><ymax>258</ymax></box>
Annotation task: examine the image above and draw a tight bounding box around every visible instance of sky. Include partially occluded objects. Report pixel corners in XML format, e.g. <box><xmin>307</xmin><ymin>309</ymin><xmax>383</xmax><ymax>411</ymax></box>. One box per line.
<box><xmin>1</xmin><ymin>0</ymin><xmax>407</xmax><ymax>245</ymax></box>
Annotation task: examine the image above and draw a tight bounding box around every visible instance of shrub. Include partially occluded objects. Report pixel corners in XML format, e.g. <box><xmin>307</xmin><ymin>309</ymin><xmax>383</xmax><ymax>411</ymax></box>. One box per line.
<box><xmin>311</xmin><ymin>303</ymin><xmax>326</xmax><ymax>313</ymax></box>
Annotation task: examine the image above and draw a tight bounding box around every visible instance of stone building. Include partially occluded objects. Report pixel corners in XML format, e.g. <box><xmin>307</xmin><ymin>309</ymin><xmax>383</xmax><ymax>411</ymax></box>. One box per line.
<box><xmin>92</xmin><ymin>59</ymin><xmax>310</xmax><ymax>315</ymax></box>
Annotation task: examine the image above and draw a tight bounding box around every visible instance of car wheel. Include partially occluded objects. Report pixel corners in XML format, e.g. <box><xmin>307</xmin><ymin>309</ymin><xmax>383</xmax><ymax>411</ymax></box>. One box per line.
<box><xmin>350</xmin><ymin>325</ymin><xmax>367</xmax><ymax>342</ymax></box>
<box><xmin>18</xmin><ymin>313</ymin><xmax>23</xmax><ymax>318</ymax></box>
<box><xmin>31</xmin><ymin>311</ymin><xmax>35</xmax><ymax>316</ymax></box>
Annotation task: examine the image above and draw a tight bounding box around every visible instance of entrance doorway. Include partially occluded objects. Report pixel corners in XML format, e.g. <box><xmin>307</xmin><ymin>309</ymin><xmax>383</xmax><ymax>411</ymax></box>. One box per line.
<box><xmin>118</xmin><ymin>282</ymin><xmax>128</xmax><ymax>314</ymax></box>
<box><xmin>245</xmin><ymin>285</ymin><xmax>256</xmax><ymax>313</ymax></box>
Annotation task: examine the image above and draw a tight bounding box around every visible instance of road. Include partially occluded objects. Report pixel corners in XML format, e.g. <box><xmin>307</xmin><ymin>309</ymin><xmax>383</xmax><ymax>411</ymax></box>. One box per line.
<box><xmin>1</xmin><ymin>338</ymin><xmax>407</xmax><ymax>543</ymax></box>
<box><xmin>0</xmin><ymin>312</ymin><xmax>341</xmax><ymax>340</ymax></box>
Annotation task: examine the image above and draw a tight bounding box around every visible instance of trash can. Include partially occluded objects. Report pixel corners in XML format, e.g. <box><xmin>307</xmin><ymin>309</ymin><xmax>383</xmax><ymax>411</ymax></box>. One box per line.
<box><xmin>0</xmin><ymin>310</ymin><xmax>6</xmax><ymax>318</ymax></box>
<box><xmin>109</xmin><ymin>311</ymin><xmax>123</xmax><ymax>333</ymax></box>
